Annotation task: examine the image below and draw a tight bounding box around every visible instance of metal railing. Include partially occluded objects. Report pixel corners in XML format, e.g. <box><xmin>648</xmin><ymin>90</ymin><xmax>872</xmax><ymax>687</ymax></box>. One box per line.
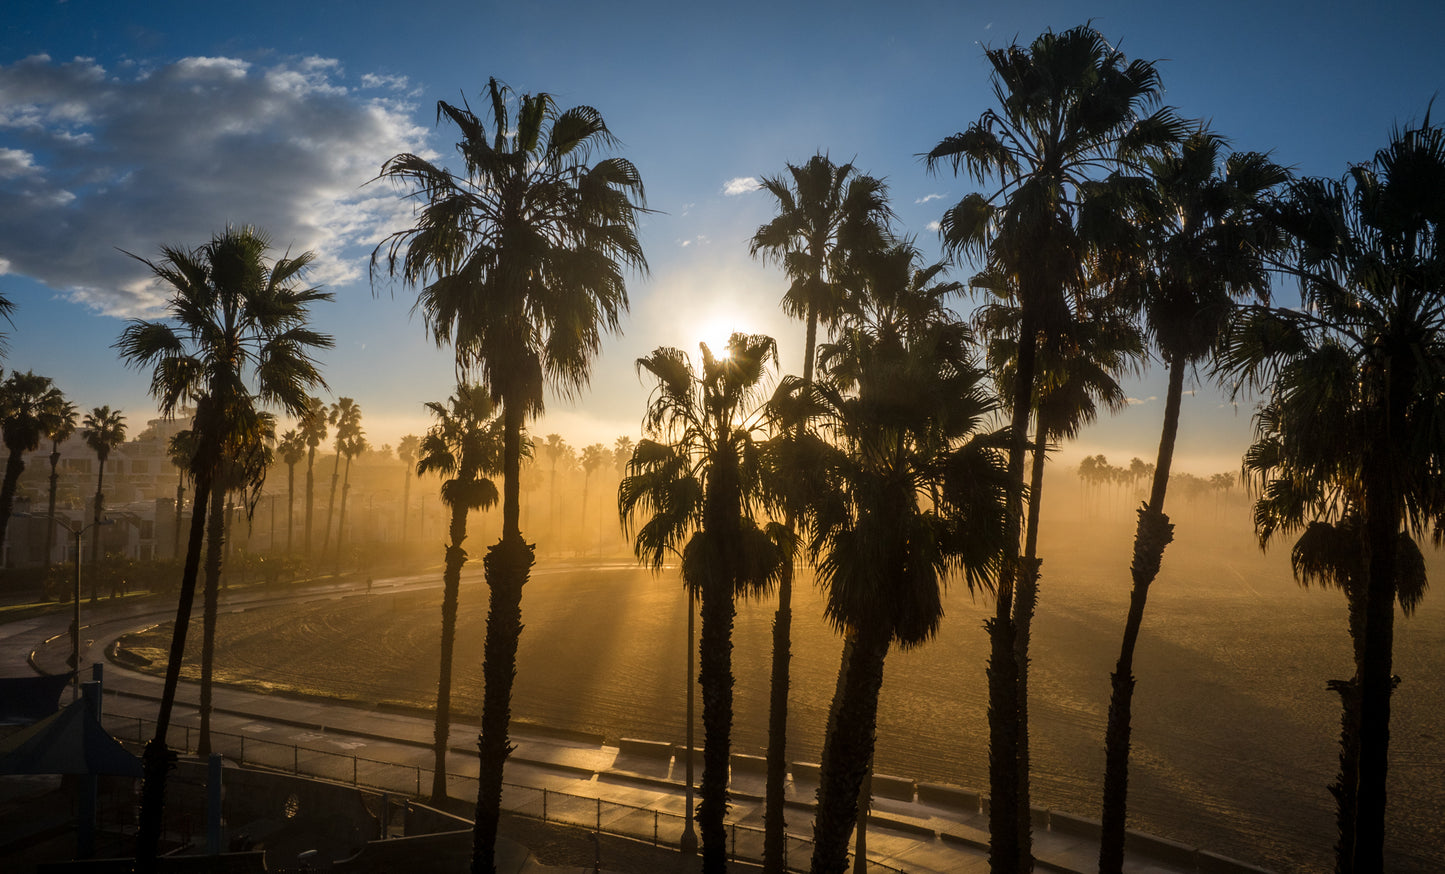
<box><xmin>102</xmin><ymin>710</ymin><xmax>908</xmax><ymax>873</ymax></box>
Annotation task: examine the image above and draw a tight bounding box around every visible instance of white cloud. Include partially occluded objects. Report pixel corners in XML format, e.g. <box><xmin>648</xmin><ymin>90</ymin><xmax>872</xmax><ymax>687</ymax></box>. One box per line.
<box><xmin>926</xmin><ymin>220</ymin><xmax>942</xmax><ymax>232</ymax></box>
<box><xmin>678</xmin><ymin>235</ymin><xmax>709</xmax><ymax>248</ymax></box>
<box><xmin>722</xmin><ymin>176</ymin><xmax>761</xmax><ymax>196</ymax></box>
<box><xmin>0</xmin><ymin>54</ymin><xmax>432</xmax><ymax>316</ymax></box>
<box><xmin>915</xmin><ymin>193</ymin><xmax>945</xmax><ymax>204</ymax></box>
<box><xmin>361</xmin><ymin>73</ymin><xmax>411</xmax><ymax>92</ymax></box>
<box><xmin>1126</xmin><ymin>396</ymin><xmax>1158</xmax><ymax>406</ymax></box>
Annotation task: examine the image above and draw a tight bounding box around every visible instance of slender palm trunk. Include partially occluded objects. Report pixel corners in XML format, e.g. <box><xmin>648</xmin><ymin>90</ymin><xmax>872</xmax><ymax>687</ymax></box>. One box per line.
<box><xmin>763</xmin><ymin>306</ymin><xmax>818</xmax><ymax>872</ymax></box>
<box><xmin>304</xmin><ymin>449</ymin><xmax>316</xmax><ymax>557</ymax></box>
<box><xmin>137</xmin><ymin>465</ymin><xmax>213</xmax><ymax>872</ymax></box>
<box><xmin>0</xmin><ymin>448</ymin><xmax>24</xmax><ymax>562</ymax></box>
<box><xmin>1099</xmin><ymin>356</ymin><xmax>1183</xmax><ymax>873</ymax></box>
<box><xmin>89</xmin><ymin>465</ymin><xmax>107</xmax><ymax>600</ymax></box>
<box><xmin>335</xmin><ymin>455</ymin><xmax>353</xmax><ymax>569</ymax></box>
<box><xmin>432</xmin><ymin>502</ymin><xmax>468</xmax><ymax>801</ymax></box>
<box><xmin>322</xmin><ymin>452</ymin><xmax>340</xmax><ymax>552</ymax></box>
<box><xmin>1014</xmin><ymin>438</ymin><xmax>1048</xmax><ymax>865</ymax></box>
<box><xmin>989</xmin><ymin>308</ymin><xmax>1036</xmax><ymax>873</ymax></box>
<box><xmin>811</xmin><ymin>621</ymin><xmax>890</xmax><ymax>874</ymax></box>
<box><xmin>45</xmin><ymin>450</ymin><xmax>61</xmax><ymax>566</ymax></box>
<box><xmin>198</xmin><ymin>486</ymin><xmax>226</xmax><ymax>756</ymax></box>
<box><xmin>286</xmin><ymin>463</ymin><xmax>296</xmax><ymax>554</ymax></box>
<box><xmin>472</xmin><ymin>402</ymin><xmax>534</xmax><ymax>874</ymax></box>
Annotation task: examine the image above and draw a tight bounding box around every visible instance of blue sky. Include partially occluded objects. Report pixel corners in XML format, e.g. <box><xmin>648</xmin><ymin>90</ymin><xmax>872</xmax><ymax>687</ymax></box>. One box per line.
<box><xmin>1</xmin><ymin>0</ymin><xmax>1441</xmax><ymax>472</ymax></box>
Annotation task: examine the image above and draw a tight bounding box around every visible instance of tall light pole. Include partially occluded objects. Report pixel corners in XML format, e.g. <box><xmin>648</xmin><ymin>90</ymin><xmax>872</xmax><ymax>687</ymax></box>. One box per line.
<box><xmin>53</xmin><ymin>516</ymin><xmax>113</xmax><ymax>701</ymax></box>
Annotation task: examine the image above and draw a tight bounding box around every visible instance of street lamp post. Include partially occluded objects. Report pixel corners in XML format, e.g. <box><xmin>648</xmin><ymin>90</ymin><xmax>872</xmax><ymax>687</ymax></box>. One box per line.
<box><xmin>53</xmin><ymin>517</ymin><xmax>113</xmax><ymax>701</ymax></box>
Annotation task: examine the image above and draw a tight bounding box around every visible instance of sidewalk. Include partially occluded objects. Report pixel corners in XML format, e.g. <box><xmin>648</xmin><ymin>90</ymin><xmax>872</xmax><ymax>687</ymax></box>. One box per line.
<box><xmin>4</xmin><ymin>585</ymin><xmax>1269</xmax><ymax>874</ymax></box>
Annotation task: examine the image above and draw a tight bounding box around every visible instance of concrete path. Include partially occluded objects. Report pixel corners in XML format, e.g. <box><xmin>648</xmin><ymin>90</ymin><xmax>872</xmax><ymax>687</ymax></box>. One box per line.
<box><xmin>2</xmin><ymin>579</ymin><xmax>1269</xmax><ymax>874</ymax></box>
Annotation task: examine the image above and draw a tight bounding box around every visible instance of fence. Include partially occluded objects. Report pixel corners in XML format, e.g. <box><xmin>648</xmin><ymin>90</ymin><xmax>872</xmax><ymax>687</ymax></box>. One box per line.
<box><xmin>102</xmin><ymin>710</ymin><xmax>908</xmax><ymax>873</ymax></box>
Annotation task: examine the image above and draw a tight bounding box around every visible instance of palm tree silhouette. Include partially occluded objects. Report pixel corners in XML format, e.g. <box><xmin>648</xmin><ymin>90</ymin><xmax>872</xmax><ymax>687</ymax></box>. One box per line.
<box><xmin>1221</xmin><ymin>115</ymin><xmax>1445</xmax><ymax>872</ymax></box>
<box><xmin>298</xmin><ymin>395</ymin><xmax>328</xmax><ymax>558</ymax></box>
<box><xmin>397</xmin><ymin>433</ymin><xmax>420</xmax><ymax>545</ymax></box>
<box><xmin>579</xmin><ymin>443</ymin><xmax>609</xmax><ymax>551</ymax></box>
<box><xmin>620</xmin><ymin>334</ymin><xmax>788</xmax><ymax>874</ymax></box>
<box><xmin>1099</xmin><ymin>129</ymin><xmax>1288</xmax><ymax>873</ymax></box>
<box><xmin>117</xmin><ymin>225</ymin><xmax>331</xmax><ymax>871</ymax></box>
<box><xmin>322</xmin><ymin>396</ymin><xmax>361</xmax><ymax>554</ymax></box>
<box><xmin>278</xmin><ymin>430</ymin><xmax>305</xmax><ymax>554</ymax></box>
<box><xmin>748</xmin><ymin>153</ymin><xmax>891</xmax><ymax>868</ymax></box>
<box><xmin>41</xmin><ymin>397</ymin><xmax>78</xmax><ymax>567</ymax></box>
<box><xmin>167</xmin><ymin>426</ymin><xmax>199</xmax><ymax>562</ymax></box>
<box><xmin>372</xmin><ymin>77</ymin><xmax>646</xmax><ymax>873</ymax></box>
<box><xmin>81</xmin><ymin>405</ymin><xmax>126</xmax><ymax>595</ymax></box>
<box><xmin>418</xmin><ymin>384</ymin><xmax>503</xmax><ymax>801</ymax></box>
<box><xmin>0</xmin><ymin>371</ymin><xmax>65</xmax><ymax>560</ymax></box>
<box><xmin>333</xmin><ymin>415</ymin><xmax>367</xmax><ymax>570</ymax></box>
<box><xmin>925</xmin><ymin>26</ymin><xmax>1181</xmax><ymax>868</ymax></box>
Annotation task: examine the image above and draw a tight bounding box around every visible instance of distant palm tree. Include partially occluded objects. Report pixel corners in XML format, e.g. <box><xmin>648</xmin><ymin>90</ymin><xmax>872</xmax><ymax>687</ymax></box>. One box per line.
<box><xmin>1221</xmin><ymin>116</ymin><xmax>1445</xmax><ymax>873</ymax></box>
<box><xmin>117</xmin><ymin>225</ymin><xmax>331</xmax><ymax>871</ymax></box>
<box><xmin>298</xmin><ymin>396</ymin><xmax>328</xmax><ymax>558</ymax></box>
<box><xmin>418</xmin><ymin>384</ymin><xmax>503</xmax><ymax>801</ymax></box>
<box><xmin>333</xmin><ymin>411</ymin><xmax>368</xmax><ymax>569</ymax></box>
<box><xmin>776</xmin><ymin>304</ymin><xmax>1009</xmax><ymax>874</ymax></box>
<box><xmin>322</xmin><ymin>397</ymin><xmax>361</xmax><ymax>553</ymax></box>
<box><xmin>925</xmin><ymin>26</ymin><xmax>1182</xmax><ymax>869</ymax></box>
<box><xmin>579</xmin><ymin>443</ymin><xmax>609</xmax><ymax>550</ymax></box>
<box><xmin>278</xmin><ymin>430</ymin><xmax>305</xmax><ymax>553</ymax></box>
<box><xmin>82</xmin><ymin>406</ymin><xmax>126</xmax><ymax>594</ymax></box>
<box><xmin>1099</xmin><ymin>130</ymin><xmax>1287</xmax><ymax>874</ymax></box>
<box><xmin>397</xmin><ymin>433</ymin><xmax>420</xmax><ymax>544</ymax></box>
<box><xmin>373</xmin><ymin>77</ymin><xmax>647</xmax><ymax>874</ymax></box>
<box><xmin>540</xmin><ymin>433</ymin><xmax>567</xmax><ymax>537</ymax></box>
<box><xmin>42</xmin><ymin>398</ymin><xmax>79</xmax><ymax>566</ymax></box>
<box><xmin>748</xmin><ymin>153</ymin><xmax>891</xmax><ymax>866</ymax></box>
<box><xmin>0</xmin><ymin>371</ymin><xmax>65</xmax><ymax>559</ymax></box>
<box><xmin>620</xmin><ymin>335</ymin><xmax>788</xmax><ymax>874</ymax></box>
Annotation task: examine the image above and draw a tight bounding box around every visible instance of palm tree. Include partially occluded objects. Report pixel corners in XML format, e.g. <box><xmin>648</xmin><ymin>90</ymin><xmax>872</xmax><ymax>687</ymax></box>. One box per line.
<box><xmin>580</xmin><ymin>443</ymin><xmax>609</xmax><ymax>550</ymax></box>
<box><xmin>167</xmin><ymin>427</ymin><xmax>199</xmax><ymax>562</ymax></box>
<box><xmin>42</xmin><ymin>398</ymin><xmax>78</xmax><ymax>567</ymax></box>
<box><xmin>619</xmin><ymin>334</ymin><xmax>787</xmax><ymax>874</ymax></box>
<box><xmin>748</xmin><ymin>153</ymin><xmax>891</xmax><ymax>867</ymax></box>
<box><xmin>333</xmin><ymin>409</ymin><xmax>367</xmax><ymax>569</ymax></box>
<box><xmin>322</xmin><ymin>397</ymin><xmax>361</xmax><ymax>553</ymax></box>
<box><xmin>0</xmin><ymin>371</ymin><xmax>65</xmax><ymax>560</ymax></box>
<box><xmin>418</xmin><ymin>384</ymin><xmax>503</xmax><ymax>801</ymax></box>
<box><xmin>540</xmin><ymin>433</ymin><xmax>567</xmax><ymax>538</ymax></box>
<box><xmin>924</xmin><ymin>26</ymin><xmax>1182</xmax><ymax>869</ymax></box>
<box><xmin>116</xmin><ymin>225</ymin><xmax>331</xmax><ymax>871</ymax></box>
<box><xmin>773</xmin><ymin>301</ymin><xmax>1009</xmax><ymax>874</ymax></box>
<box><xmin>397</xmin><ymin>433</ymin><xmax>420</xmax><ymax>545</ymax></box>
<box><xmin>298</xmin><ymin>396</ymin><xmax>328</xmax><ymax>558</ymax></box>
<box><xmin>1098</xmin><ymin>131</ymin><xmax>1288</xmax><ymax>873</ymax></box>
<box><xmin>372</xmin><ymin>77</ymin><xmax>647</xmax><ymax>874</ymax></box>
<box><xmin>278</xmin><ymin>430</ymin><xmax>305</xmax><ymax>553</ymax></box>
<box><xmin>81</xmin><ymin>406</ymin><xmax>126</xmax><ymax>594</ymax></box>
<box><xmin>1220</xmin><ymin>116</ymin><xmax>1445</xmax><ymax>873</ymax></box>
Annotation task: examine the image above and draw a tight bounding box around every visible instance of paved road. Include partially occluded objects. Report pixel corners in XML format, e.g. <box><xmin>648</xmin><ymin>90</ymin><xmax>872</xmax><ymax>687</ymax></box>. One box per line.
<box><xmin>2</xmin><ymin>575</ymin><xmax>1262</xmax><ymax>874</ymax></box>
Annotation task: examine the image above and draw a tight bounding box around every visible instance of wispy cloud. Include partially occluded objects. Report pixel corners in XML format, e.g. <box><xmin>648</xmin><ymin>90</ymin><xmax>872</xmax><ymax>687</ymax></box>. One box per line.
<box><xmin>926</xmin><ymin>220</ymin><xmax>942</xmax><ymax>232</ymax></box>
<box><xmin>915</xmin><ymin>193</ymin><xmax>945</xmax><ymax>204</ymax></box>
<box><xmin>722</xmin><ymin>176</ymin><xmax>761</xmax><ymax>196</ymax></box>
<box><xmin>1126</xmin><ymin>396</ymin><xmax>1158</xmax><ymax>406</ymax></box>
<box><xmin>0</xmin><ymin>53</ymin><xmax>431</xmax><ymax>316</ymax></box>
<box><xmin>678</xmin><ymin>235</ymin><xmax>710</xmax><ymax>248</ymax></box>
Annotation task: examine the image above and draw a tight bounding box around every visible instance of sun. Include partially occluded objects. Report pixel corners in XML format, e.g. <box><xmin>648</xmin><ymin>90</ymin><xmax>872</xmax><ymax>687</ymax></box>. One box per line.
<box><xmin>694</xmin><ymin>314</ymin><xmax>743</xmax><ymax>358</ymax></box>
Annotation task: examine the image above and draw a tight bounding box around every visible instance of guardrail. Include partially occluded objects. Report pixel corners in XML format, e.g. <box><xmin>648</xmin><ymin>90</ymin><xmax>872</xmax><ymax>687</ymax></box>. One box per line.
<box><xmin>101</xmin><ymin>712</ymin><xmax>907</xmax><ymax>873</ymax></box>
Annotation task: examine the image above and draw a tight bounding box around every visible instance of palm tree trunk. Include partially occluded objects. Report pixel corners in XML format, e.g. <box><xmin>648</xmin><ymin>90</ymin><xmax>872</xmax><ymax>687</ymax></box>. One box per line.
<box><xmin>198</xmin><ymin>486</ymin><xmax>226</xmax><ymax>756</ymax></box>
<box><xmin>89</xmin><ymin>465</ymin><xmax>106</xmax><ymax>598</ymax></box>
<box><xmin>0</xmin><ymin>448</ymin><xmax>23</xmax><ymax>563</ymax></box>
<box><xmin>697</xmin><ymin>564</ymin><xmax>736</xmax><ymax>874</ymax></box>
<box><xmin>137</xmin><ymin>465</ymin><xmax>213</xmax><ymax>872</ymax></box>
<box><xmin>1328</xmin><ymin>676</ymin><xmax>1361</xmax><ymax>874</ymax></box>
<box><xmin>45</xmin><ymin>450</ymin><xmax>60</xmax><ymax>566</ymax></box>
<box><xmin>762</xmin><ymin>557</ymin><xmax>793</xmax><ymax>873</ymax></box>
<box><xmin>432</xmin><ymin>503</ymin><xmax>468</xmax><ymax>801</ymax></box>
<box><xmin>322</xmin><ymin>452</ymin><xmax>340</xmax><ymax>552</ymax></box>
<box><xmin>304</xmin><ymin>450</ymin><xmax>316</xmax><ymax>558</ymax></box>
<box><xmin>472</xmin><ymin>402</ymin><xmax>533</xmax><ymax>874</ymax></box>
<box><xmin>1013</xmin><ymin>436</ymin><xmax>1048</xmax><ymax>867</ymax></box>
<box><xmin>810</xmin><ymin>621</ymin><xmax>889</xmax><ymax>874</ymax></box>
<box><xmin>286</xmin><ymin>463</ymin><xmax>296</xmax><ymax>554</ymax></box>
<box><xmin>335</xmin><ymin>455</ymin><xmax>353</xmax><ymax>570</ymax></box>
<box><xmin>1099</xmin><ymin>355</ymin><xmax>1183</xmax><ymax>873</ymax></box>
<box><xmin>989</xmin><ymin>307</ymin><xmax>1036</xmax><ymax>874</ymax></box>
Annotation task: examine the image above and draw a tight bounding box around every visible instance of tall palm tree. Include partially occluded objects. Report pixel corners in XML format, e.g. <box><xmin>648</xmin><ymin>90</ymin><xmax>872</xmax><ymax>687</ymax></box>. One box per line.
<box><xmin>0</xmin><ymin>371</ymin><xmax>65</xmax><ymax>560</ymax></box>
<box><xmin>167</xmin><ymin>427</ymin><xmax>199</xmax><ymax>561</ymax></box>
<box><xmin>924</xmin><ymin>26</ymin><xmax>1182</xmax><ymax>869</ymax></box>
<box><xmin>117</xmin><ymin>225</ymin><xmax>331</xmax><ymax>871</ymax></box>
<box><xmin>298</xmin><ymin>396</ymin><xmax>328</xmax><ymax>558</ymax></box>
<box><xmin>774</xmin><ymin>302</ymin><xmax>1009</xmax><ymax>874</ymax></box>
<box><xmin>322</xmin><ymin>397</ymin><xmax>361</xmax><ymax>553</ymax></box>
<box><xmin>82</xmin><ymin>406</ymin><xmax>126</xmax><ymax>594</ymax></box>
<box><xmin>540</xmin><ymin>433</ymin><xmax>567</xmax><ymax>538</ymax></box>
<box><xmin>748</xmin><ymin>154</ymin><xmax>891</xmax><ymax>868</ymax></box>
<box><xmin>397</xmin><ymin>433</ymin><xmax>420</xmax><ymax>545</ymax></box>
<box><xmin>1098</xmin><ymin>131</ymin><xmax>1288</xmax><ymax>873</ymax></box>
<box><xmin>619</xmin><ymin>334</ymin><xmax>788</xmax><ymax>874</ymax></box>
<box><xmin>42</xmin><ymin>398</ymin><xmax>78</xmax><ymax>567</ymax></box>
<box><xmin>1220</xmin><ymin>116</ymin><xmax>1445</xmax><ymax>873</ymax></box>
<box><xmin>580</xmin><ymin>443</ymin><xmax>609</xmax><ymax>550</ymax></box>
<box><xmin>333</xmin><ymin>413</ymin><xmax>367</xmax><ymax>569</ymax></box>
<box><xmin>418</xmin><ymin>384</ymin><xmax>503</xmax><ymax>801</ymax></box>
<box><xmin>372</xmin><ymin>77</ymin><xmax>647</xmax><ymax>874</ymax></box>
<box><xmin>278</xmin><ymin>429</ymin><xmax>305</xmax><ymax>554</ymax></box>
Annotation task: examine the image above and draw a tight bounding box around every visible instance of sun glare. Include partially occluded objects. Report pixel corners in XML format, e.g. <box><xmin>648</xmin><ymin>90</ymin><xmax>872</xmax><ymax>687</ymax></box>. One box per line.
<box><xmin>695</xmin><ymin>315</ymin><xmax>742</xmax><ymax>358</ymax></box>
